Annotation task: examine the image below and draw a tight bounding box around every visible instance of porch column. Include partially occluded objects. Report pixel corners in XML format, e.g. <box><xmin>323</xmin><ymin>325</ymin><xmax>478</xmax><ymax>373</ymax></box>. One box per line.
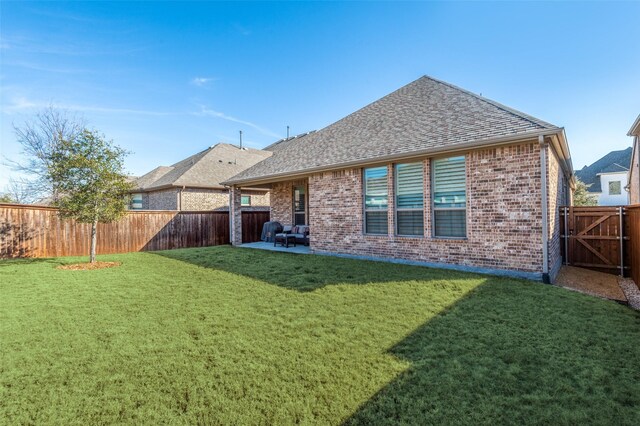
<box><xmin>229</xmin><ymin>185</ymin><xmax>242</xmax><ymax>245</ymax></box>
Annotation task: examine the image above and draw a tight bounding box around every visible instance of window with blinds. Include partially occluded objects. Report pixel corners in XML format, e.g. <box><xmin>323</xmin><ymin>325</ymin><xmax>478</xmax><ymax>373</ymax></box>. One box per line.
<box><xmin>432</xmin><ymin>156</ymin><xmax>466</xmax><ymax>238</ymax></box>
<box><xmin>363</xmin><ymin>166</ymin><xmax>388</xmax><ymax>234</ymax></box>
<box><xmin>395</xmin><ymin>162</ymin><xmax>424</xmax><ymax>235</ymax></box>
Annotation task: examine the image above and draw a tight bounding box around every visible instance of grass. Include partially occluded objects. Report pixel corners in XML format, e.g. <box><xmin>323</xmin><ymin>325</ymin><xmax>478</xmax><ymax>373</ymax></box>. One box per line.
<box><xmin>1</xmin><ymin>246</ymin><xmax>639</xmax><ymax>425</ymax></box>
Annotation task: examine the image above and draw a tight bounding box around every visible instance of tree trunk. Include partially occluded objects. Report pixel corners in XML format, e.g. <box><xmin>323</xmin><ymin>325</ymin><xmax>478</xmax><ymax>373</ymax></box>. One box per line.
<box><xmin>90</xmin><ymin>220</ymin><xmax>97</xmax><ymax>263</ymax></box>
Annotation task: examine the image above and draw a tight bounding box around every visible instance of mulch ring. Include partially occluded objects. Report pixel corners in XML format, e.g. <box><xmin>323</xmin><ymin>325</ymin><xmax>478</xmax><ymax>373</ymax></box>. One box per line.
<box><xmin>57</xmin><ymin>261</ymin><xmax>121</xmax><ymax>271</ymax></box>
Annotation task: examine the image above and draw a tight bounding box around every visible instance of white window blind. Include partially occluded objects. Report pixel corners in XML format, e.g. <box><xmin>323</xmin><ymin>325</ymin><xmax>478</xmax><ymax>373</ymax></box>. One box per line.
<box><xmin>364</xmin><ymin>166</ymin><xmax>388</xmax><ymax>234</ymax></box>
<box><xmin>395</xmin><ymin>162</ymin><xmax>424</xmax><ymax>235</ymax></box>
<box><xmin>433</xmin><ymin>156</ymin><xmax>466</xmax><ymax>237</ymax></box>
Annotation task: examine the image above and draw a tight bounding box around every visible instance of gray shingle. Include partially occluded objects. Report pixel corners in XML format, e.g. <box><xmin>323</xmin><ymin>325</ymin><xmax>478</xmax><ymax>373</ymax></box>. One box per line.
<box><xmin>226</xmin><ymin>75</ymin><xmax>559</xmax><ymax>185</ymax></box>
<box><xmin>134</xmin><ymin>143</ymin><xmax>271</xmax><ymax>191</ymax></box>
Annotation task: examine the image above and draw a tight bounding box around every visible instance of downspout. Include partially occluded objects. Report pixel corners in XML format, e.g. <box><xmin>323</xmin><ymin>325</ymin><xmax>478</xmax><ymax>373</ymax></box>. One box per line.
<box><xmin>539</xmin><ymin>135</ymin><xmax>550</xmax><ymax>283</ymax></box>
<box><xmin>179</xmin><ymin>186</ymin><xmax>185</xmax><ymax>211</ymax></box>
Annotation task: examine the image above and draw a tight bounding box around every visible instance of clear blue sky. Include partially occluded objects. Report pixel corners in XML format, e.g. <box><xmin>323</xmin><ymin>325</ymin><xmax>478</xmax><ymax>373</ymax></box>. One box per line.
<box><xmin>1</xmin><ymin>1</ymin><xmax>639</xmax><ymax>189</ymax></box>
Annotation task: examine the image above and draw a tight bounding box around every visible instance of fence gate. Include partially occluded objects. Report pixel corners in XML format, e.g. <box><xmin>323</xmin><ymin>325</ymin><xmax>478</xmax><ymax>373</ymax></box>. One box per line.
<box><xmin>560</xmin><ymin>206</ymin><xmax>630</xmax><ymax>276</ymax></box>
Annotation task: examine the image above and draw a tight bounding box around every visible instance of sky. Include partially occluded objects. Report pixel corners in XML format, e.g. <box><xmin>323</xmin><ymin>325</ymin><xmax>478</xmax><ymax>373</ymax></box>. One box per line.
<box><xmin>1</xmin><ymin>1</ymin><xmax>639</xmax><ymax>190</ymax></box>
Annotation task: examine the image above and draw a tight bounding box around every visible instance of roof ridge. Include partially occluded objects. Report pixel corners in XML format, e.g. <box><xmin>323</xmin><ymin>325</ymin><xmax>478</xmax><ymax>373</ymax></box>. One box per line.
<box><xmin>420</xmin><ymin>75</ymin><xmax>559</xmax><ymax>130</ymax></box>
<box><xmin>263</xmin><ymin>131</ymin><xmax>317</xmax><ymax>150</ymax></box>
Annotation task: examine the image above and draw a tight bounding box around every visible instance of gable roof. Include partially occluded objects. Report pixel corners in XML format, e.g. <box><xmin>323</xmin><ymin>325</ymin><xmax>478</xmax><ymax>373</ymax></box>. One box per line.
<box><xmin>225</xmin><ymin>75</ymin><xmax>563</xmax><ymax>185</ymax></box>
<box><xmin>597</xmin><ymin>163</ymin><xmax>629</xmax><ymax>175</ymax></box>
<box><xmin>575</xmin><ymin>147</ymin><xmax>632</xmax><ymax>193</ymax></box>
<box><xmin>134</xmin><ymin>143</ymin><xmax>272</xmax><ymax>191</ymax></box>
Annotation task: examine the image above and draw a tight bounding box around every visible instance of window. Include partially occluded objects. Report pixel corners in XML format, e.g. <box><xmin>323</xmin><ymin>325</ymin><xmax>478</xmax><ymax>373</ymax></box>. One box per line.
<box><xmin>609</xmin><ymin>181</ymin><xmax>621</xmax><ymax>195</ymax></box>
<box><xmin>241</xmin><ymin>195</ymin><xmax>251</xmax><ymax>206</ymax></box>
<box><xmin>395</xmin><ymin>162</ymin><xmax>424</xmax><ymax>235</ymax></box>
<box><xmin>130</xmin><ymin>193</ymin><xmax>143</xmax><ymax>210</ymax></box>
<box><xmin>433</xmin><ymin>156</ymin><xmax>466</xmax><ymax>238</ymax></box>
<box><xmin>364</xmin><ymin>166</ymin><xmax>388</xmax><ymax>234</ymax></box>
<box><xmin>293</xmin><ymin>185</ymin><xmax>306</xmax><ymax>225</ymax></box>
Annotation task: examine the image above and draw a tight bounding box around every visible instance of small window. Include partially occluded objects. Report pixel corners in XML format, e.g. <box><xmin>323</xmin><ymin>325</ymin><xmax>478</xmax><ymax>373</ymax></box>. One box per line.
<box><xmin>395</xmin><ymin>162</ymin><xmax>424</xmax><ymax>235</ymax></box>
<box><xmin>609</xmin><ymin>181</ymin><xmax>621</xmax><ymax>195</ymax></box>
<box><xmin>433</xmin><ymin>156</ymin><xmax>466</xmax><ymax>238</ymax></box>
<box><xmin>293</xmin><ymin>186</ymin><xmax>306</xmax><ymax>225</ymax></box>
<box><xmin>364</xmin><ymin>166</ymin><xmax>388</xmax><ymax>234</ymax></box>
<box><xmin>241</xmin><ymin>195</ymin><xmax>251</xmax><ymax>206</ymax></box>
<box><xmin>130</xmin><ymin>193</ymin><xmax>143</xmax><ymax>210</ymax></box>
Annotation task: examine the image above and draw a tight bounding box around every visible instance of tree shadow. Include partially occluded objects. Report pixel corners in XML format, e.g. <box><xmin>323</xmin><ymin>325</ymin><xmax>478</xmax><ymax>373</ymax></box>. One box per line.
<box><xmin>151</xmin><ymin>246</ymin><xmax>490</xmax><ymax>292</ymax></box>
<box><xmin>0</xmin><ymin>220</ymin><xmax>35</xmax><ymax>259</ymax></box>
<box><xmin>343</xmin><ymin>282</ymin><xmax>640</xmax><ymax>425</ymax></box>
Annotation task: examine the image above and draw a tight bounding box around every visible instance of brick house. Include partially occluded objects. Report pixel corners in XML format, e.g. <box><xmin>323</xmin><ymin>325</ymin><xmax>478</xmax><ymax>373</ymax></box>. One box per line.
<box><xmin>224</xmin><ymin>76</ymin><xmax>574</xmax><ymax>282</ymax></box>
<box><xmin>628</xmin><ymin>114</ymin><xmax>640</xmax><ymax>204</ymax></box>
<box><xmin>131</xmin><ymin>143</ymin><xmax>271</xmax><ymax>211</ymax></box>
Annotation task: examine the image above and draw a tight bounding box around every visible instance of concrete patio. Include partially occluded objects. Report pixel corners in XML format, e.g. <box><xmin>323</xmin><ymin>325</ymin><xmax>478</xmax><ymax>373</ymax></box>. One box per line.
<box><xmin>240</xmin><ymin>241</ymin><xmax>311</xmax><ymax>254</ymax></box>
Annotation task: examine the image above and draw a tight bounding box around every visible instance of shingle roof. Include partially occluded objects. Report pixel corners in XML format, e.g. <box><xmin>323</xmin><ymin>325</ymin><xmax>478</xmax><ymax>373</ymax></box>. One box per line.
<box><xmin>575</xmin><ymin>147</ymin><xmax>632</xmax><ymax>193</ymax></box>
<box><xmin>598</xmin><ymin>163</ymin><xmax>630</xmax><ymax>174</ymax></box>
<box><xmin>225</xmin><ymin>75</ymin><xmax>560</xmax><ymax>185</ymax></box>
<box><xmin>134</xmin><ymin>143</ymin><xmax>272</xmax><ymax>191</ymax></box>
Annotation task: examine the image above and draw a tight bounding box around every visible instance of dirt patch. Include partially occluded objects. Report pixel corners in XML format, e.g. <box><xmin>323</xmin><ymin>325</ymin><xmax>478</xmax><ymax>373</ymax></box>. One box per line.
<box><xmin>57</xmin><ymin>261</ymin><xmax>121</xmax><ymax>271</ymax></box>
<box><xmin>555</xmin><ymin>266</ymin><xmax>626</xmax><ymax>303</ymax></box>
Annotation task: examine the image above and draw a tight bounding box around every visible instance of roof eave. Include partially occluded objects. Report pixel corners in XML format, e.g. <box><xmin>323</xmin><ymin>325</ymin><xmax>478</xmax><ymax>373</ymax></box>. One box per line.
<box><xmin>224</xmin><ymin>127</ymin><xmax>565</xmax><ymax>187</ymax></box>
<box><xmin>628</xmin><ymin>114</ymin><xmax>640</xmax><ymax>136</ymax></box>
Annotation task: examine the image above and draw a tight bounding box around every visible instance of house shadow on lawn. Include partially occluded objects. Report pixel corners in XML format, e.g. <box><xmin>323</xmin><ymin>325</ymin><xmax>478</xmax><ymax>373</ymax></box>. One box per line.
<box><xmin>151</xmin><ymin>245</ymin><xmax>490</xmax><ymax>292</ymax></box>
<box><xmin>343</xmin><ymin>282</ymin><xmax>640</xmax><ymax>425</ymax></box>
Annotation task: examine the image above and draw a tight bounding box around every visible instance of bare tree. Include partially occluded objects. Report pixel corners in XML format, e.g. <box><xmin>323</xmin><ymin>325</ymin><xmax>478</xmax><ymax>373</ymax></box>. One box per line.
<box><xmin>1</xmin><ymin>179</ymin><xmax>35</xmax><ymax>204</ymax></box>
<box><xmin>7</xmin><ymin>106</ymin><xmax>84</xmax><ymax>202</ymax></box>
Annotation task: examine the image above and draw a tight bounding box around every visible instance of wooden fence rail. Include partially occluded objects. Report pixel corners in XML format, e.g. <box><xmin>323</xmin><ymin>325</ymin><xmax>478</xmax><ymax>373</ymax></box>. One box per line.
<box><xmin>0</xmin><ymin>204</ymin><xmax>269</xmax><ymax>259</ymax></box>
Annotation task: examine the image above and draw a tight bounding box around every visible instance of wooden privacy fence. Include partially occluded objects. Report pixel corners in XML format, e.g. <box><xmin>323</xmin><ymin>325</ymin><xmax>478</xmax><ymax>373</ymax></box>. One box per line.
<box><xmin>0</xmin><ymin>204</ymin><xmax>269</xmax><ymax>259</ymax></box>
<box><xmin>560</xmin><ymin>205</ymin><xmax>639</xmax><ymax>285</ymax></box>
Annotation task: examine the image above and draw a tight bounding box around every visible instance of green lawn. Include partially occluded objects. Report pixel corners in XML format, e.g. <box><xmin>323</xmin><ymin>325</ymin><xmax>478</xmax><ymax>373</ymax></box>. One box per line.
<box><xmin>1</xmin><ymin>246</ymin><xmax>639</xmax><ymax>425</ymax></box>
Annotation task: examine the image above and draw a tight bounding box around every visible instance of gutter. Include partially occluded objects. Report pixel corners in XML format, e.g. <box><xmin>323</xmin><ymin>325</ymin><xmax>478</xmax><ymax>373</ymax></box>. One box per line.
<box><xmin>224</xmin><ymin>128</ymin><xmax>565</xmax><ymax>187</ymax></box>
<box><xmin>539</xmin><ymin>135</ymin><xmax>550</xmax><ymax>284</ymax></box>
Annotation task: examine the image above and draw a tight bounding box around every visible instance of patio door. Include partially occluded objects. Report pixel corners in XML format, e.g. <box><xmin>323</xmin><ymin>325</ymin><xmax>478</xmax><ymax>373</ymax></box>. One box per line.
<box><xmin>293</xmin><ymin>185</ymin><xmax>306</xmax><ymax>225</ymax></box>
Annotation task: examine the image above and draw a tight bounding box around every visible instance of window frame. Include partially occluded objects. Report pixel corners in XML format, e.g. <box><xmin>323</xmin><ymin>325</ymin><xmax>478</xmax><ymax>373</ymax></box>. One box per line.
<box><xmin>130</xmin><ymin>193</ymin><xmax>143</xmax><ymax>210</ymax></box>
<box><xmin>608</xmin><ymin>180</ymin><xmax>621</xmax><ymax>195</ymax></box>
<box><xmin>394</xmin><ymin>161</ymin><xmax>425</xmax><ymax>237</ymax></box>
<box><xmin>363</xmin><ymin>166</ymin><xmax>389</xmax><ymax>235</ymax></box>
<box><xmin>431</xmin><ymin>155</ymin><xmax>467</xmax><ymax>239</ymax></box>
<box><xmin>241</xmin><ymin>195</ymin><xmax>251</xmax><ymax>206</ymax></box>
<box><xmin>292</xmin><ymin>184</ymin><xmax>307</xmax><ymax>226</ymax></box>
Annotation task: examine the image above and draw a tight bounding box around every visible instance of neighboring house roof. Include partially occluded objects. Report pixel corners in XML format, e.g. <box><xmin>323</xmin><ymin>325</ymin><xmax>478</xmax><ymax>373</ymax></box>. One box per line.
<box><xmin>133</xmin><ymin>143</ymin><xmax>272</xmax><ymax>191</ymax></box>
<box><xmin>575</xmin><ymin>147</ymin><xmax>632</xmax><ymax>193</ymax></box>
<box><xmin>596</xmin><ymin>163</ymin><xmax>629</xmax><ymax>175</ymax></box>
<box><xmin>225</xmin><ymin>75</ymin><xmax>564</xmax><ymax>185</ymax></box>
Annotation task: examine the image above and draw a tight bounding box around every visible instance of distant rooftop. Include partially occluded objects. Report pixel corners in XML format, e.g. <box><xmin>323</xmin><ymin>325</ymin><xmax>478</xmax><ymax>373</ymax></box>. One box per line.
<box><xmin>575</xmin><ymin>147</ymin><xmax>632</xmax><ymax>193</ymax></box>
<box><xmin>133</xmin><ymin>143</ymin><xmax>272</xmax><ymax>191</ymax></box>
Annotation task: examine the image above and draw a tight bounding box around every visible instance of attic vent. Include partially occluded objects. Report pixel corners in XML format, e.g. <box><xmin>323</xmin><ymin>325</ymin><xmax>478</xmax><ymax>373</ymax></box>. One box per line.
<box><xmin>332</xmin><ymin>170</ymin><xmax>346</xmax><ymax>179</ymax></box>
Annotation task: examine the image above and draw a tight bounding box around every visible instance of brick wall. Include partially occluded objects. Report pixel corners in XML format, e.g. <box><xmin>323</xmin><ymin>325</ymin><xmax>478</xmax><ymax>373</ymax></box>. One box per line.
<box><xmin>270</xmin><ymin>182</ymin><xmax>293</xmax><ymax>224</ymax></box>
<box><xmin>547</xmin><ymin>144</ymin><xmax>569</xmax><ymax>281</ymax></box>
<box><xmin>148</xmin><ymin>188</ymin><xmax>178</xmax><ymax>210</ymax></box>
<box><xmin>141</xmin><ymin>188</ymin><xmax>269</xmax><ymax>211</ymax></box>
<box><xmin>180</xmin><ymin>188</ymin><xmax>270</xmax><ymax>211</ymax></box>
<box><xmin>295</xmin><ymin>142</ymin><xmax>547</xmax><ymax>276</ymax></box>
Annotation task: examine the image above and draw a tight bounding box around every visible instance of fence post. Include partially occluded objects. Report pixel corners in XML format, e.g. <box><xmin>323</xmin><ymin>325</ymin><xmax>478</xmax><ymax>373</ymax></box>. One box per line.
<box><xmin>619</xmin><ymin>206</ymin><xmax>624</xmax><ymax>277</ymax></box>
